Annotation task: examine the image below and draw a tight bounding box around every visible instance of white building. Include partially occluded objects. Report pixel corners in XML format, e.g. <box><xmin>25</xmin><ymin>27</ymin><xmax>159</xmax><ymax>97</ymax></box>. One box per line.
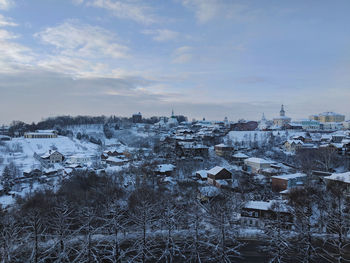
<box><xmin>244</xmin><ymin>157</ymin><xmax>272</xmax><ymax>173</ymax></box>
<box><xmin>273</xmin><ymin>105</ymin><xmax>291</xmax><ymax>128</ymax></box>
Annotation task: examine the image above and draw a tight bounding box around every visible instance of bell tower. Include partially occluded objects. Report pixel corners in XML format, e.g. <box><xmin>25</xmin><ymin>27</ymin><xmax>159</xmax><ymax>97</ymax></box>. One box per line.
<box><xmin>280</xmin><ymin>104</ymin><xmax>285</xmax><ymax>117</ymax></box>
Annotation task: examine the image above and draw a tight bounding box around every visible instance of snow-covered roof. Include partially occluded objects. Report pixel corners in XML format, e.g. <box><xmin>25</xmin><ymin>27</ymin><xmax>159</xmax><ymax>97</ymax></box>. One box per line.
<box><xmin>272</xmin><ymin>173</ymin><xmax>306</xmax><ymax>180</ymax></box>
<box><xmin>36</xmin><ymin>130</ymin><xmax>56</xmax><ymax>133</ymax></box>
<box><xmin>286</xmin><ymin>140</ymin><xmax>304</xmax><ymax>145</ymax></box>
<box><xmin>233</xmin><ymin>152</ymin><xmax>249</xmax><ymax>158</ymax></box>
<box><xmin>25</xmin><ymin>132</ymin><xmax>56</xmax><ymax>136</ymax></box>
<box><xmin>207</xmin><ymin>166</ymin><xmax>226</xmax><ymax>175</ymax></box>
<box><xmin>215</xmin><ymin>179</ymin><xmax>229</xmax><ymax>186</ymax></box>
<box><xmin>157</xmin><ymin>164</ymin><xmax>175</xmax><ymax>172</ymax></box>
<box><xmin>106</xmin><ymin>156</ymin><xmax>125</xmax><ymax>163</ymax></box>
<box><xmin>324</xmin><ymin>172</ymin><xmax>350</xmax><ymax>184</ymax></box>
<box><xmin>196</xmin><ymin>170</ymin><xmax>208</xmax><ymax>178</ymax></box>
<box><xmin>244</xmin><ymin>200</ymin><xmax>289</xmax><ymax>212</ymax></box>
<box><xmin>163</xmin><ymin>177</ymin><xmax>176</xmax><ymax>184</ymax></box>
<box><xmin>40</xmin><ymin>150</ymin><xmax>60</xmax><ymax>158</ymax></box>
<box><xmin>319</xmin><ymin>112</ymin><xmax>344</xmax><ymax>117</ymax></box>
<box><xmin>245</xmin><ymin>157</ymin><xmax>271</xmax><ymax>164</ymax></box>
<box><xmin>215</xmin><ymin>143</ymin><xmax>232</xmax><ymax>148</ymax></box>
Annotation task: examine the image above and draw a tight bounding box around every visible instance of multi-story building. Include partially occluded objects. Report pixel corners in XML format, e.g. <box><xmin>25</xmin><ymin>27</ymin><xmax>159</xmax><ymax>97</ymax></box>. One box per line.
<box><xmin>309</xmin><ymin>112</ymin><xmax>345</xmax><ymax>123</ymax></box>
<box><xmin>293</xmin><ymin>119</ymin><xmax>321</xmax><ymax>131</ymax></box>
<box><xmin>24</xmin><ymin>130</ymin><xmax>58</xmax><ymax>139</ymax></box>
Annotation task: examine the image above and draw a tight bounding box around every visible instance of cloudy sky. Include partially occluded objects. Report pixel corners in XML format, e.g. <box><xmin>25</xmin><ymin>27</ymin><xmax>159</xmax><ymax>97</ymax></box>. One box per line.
<box><xmin>0</xmin><ymin>0</ymin><xmax>349</xmax><ymax>124</ymax></box>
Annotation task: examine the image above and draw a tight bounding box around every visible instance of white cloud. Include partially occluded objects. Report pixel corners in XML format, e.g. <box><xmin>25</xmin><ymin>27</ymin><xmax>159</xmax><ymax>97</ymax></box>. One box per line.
<box><xmin>35</xmin><ymin>20</ymin><xmax>129</xmax><ymax>59</ymax></box>
<box><xmin>0</xmin><ymin>30</ymin><xmax>34</xmax><ymax>71</ymax></box>
<box><xmin>0</xmin><ymin>14</ymin><xmax>17</xmax><ymax>27</ymax></box>
<box><xmin>142</xmin><ymin>29</ymin><xmax>179</xmax><ymax>42</ymax></box>
<box><xmin>172</xmin><ymin>46</ymin><xmax>193</xmax><ymax>64</ymax></box>
<box><xmin>181</xmin><ymin>0</ymin><xmax>251</xmax><ymax>23</ymax></box>
<box><xmin>87</xmin><ymin>0</ymin><xmax>155</xmax><ymax>25</ymax></box>
<box><xmin>0</xmin><ymin>0</ymin><xmax>13</xmax><ymax>10</ymax></box>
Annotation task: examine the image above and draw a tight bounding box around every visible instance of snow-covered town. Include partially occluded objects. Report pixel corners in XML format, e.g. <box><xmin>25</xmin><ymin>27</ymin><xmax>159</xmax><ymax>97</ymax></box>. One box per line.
<box><xmin>1</xmin><ymin>0</ymin><xmax>350</xmax><ymax>262</ymax></box>
<box><xmin>1</xmin><ymin>106</ymin><xmax>350</xmax><ymax>262</ymax></box>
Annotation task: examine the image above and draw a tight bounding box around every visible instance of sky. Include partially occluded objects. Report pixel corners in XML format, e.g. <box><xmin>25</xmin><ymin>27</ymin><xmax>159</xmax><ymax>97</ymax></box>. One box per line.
<box><xmin>0</xmin><ymin>0</ymin><xmax>349</xmax><ymax>124</ymax></box>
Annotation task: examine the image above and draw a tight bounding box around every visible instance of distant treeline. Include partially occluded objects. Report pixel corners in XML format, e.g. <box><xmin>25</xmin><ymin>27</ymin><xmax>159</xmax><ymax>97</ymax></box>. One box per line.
<box><xmin>7</xmin><ymin>114</ymin><xmax>188</xmax><ymax>136</ymax></box>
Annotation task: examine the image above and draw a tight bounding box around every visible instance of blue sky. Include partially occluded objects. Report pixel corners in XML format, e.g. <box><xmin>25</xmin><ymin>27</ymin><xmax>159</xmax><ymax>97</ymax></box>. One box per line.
<box><xmin>0</xmin><ymin>0</ymin><xmax>349</xmax><ymax>124</ymax></box>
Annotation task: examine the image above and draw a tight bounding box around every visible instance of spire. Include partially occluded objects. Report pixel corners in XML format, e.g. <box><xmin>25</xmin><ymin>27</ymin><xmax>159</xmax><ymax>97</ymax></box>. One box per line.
<box><xmin>262</xmin><ymin>113</ymin><xmax>266</xmax><ymax>121</ymax></box>
<box><xmin>171</xmin><ymin>109</ymin><xmax>174</xmax><ymax>117</ymax></box>
<box><xmin>280</xmin><ymin>104</ymin><xmax>285</xmax><ymax>117</ymax></box>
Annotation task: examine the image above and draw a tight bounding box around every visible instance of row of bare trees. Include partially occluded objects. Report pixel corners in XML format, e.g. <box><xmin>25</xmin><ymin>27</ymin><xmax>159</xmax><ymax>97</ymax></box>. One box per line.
<box><xmin>0</xmin><ymin>171</ymin><xmax>246</xmax><ymax>263</ymax></box>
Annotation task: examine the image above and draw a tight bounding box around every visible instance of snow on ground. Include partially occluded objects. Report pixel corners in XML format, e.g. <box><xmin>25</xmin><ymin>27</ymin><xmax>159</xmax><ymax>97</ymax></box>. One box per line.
<box><xmin>0</xmin><ymin>136</ymin><xmax>99</xmax><ymax>173</ymax></box>
<box><xmin>0</xmin><ymin>195</ymin><xmax>15</xmax><ymax>208</ymax></box>
<box><xmin>67</xmin><ymin>124</ymin><xmax>103</xmax><ymax>136</ymax></box>
<box><xmin>227</xmin><ymin>130</ymin><xmax>305</xmax><ymax>144</ymax></box>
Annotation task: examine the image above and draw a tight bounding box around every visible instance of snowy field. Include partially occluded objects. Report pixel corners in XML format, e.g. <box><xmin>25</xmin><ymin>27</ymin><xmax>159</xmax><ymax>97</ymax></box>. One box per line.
<box><xmin>0</xmin><ymin>136</ymin><xmax>99</xmax><ymax>174</ymax></box>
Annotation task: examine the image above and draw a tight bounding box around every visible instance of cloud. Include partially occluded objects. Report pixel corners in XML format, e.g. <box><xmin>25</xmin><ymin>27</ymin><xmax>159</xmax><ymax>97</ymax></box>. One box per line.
<box><xmin>87</xmin><ymin>0</ymin><xmax>156</xmax><ymax>25</ymax></box>
<box><xmin>35</xmin><ymin>20</ymin><xmax>129</xmax><ymax>60</ymax></box>
<box><xmin>181</xmin><ymin>0</ymin><xmax>252</xmax><ymax>24</ymax></box>
<box><xmin>0</xmin><ymin>0</ymin><xmax>13</xmax><ymax>10</ymax></box>
<box><xmin>0</xmin><ymin>14</ymin><xmax>17</xmax><ymax>27</ymax></box>
<box><xmin>0</xmin><ymin>69</ymin><xmax>176</xmax><ymax>123</ymax></box>
<box><xmin>172</xmin><ymin>46</ymin><xmax>193</xmax><ymax>64</ymax></box>
<box><xmin>142</xmin><ymin>29</ymin><xmax>179</xmax><ymax>42</ymax></box>
<box><xmin>0</xmin><ymin>28</ymin><xmax>34</xmax><ymax>73</ymax></box>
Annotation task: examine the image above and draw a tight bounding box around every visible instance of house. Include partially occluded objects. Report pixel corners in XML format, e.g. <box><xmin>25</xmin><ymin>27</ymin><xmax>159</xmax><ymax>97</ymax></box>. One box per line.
<box><xmin>105</xmin><ymin>156</ymin><xmax>128</xmax><ymax>166</ymax></box>
<box><xmin>230</xmin><ymin>121</ymin><xmax>258</xmax><ymax>131</ymax></box>
<box><xmin>207</xmin><ymin>166</ymin><xmax>232</xmax><ymax>186</ymax></box>
<box><xmin>214</xmin><ymin>144</ymin><xmax>234</xmax><ymax>157</ymax></box>
<box><xmin>176</xmin><ymin>142</ymin><xmax>209</xmax><ymax>158</ymax></box>
<box><xmin>232</xmin><ymin>152</ymin><xmax>249</xmax><ymax>166</ymax></box>
<box><xmin>40</xmin><ymin>150</ymin><xmax>64</xmax><ymax>164</ymax></box>
<box><xmin>271</xmin><ymin>173</ymin><xmax>307</xmax><ymax>192</ymax></box>
<box><xmin>197</xmin><ymin>186</ymin><xmax>221</xmax><ymax>202</ymax></box>
<box><xmin>102</xmin><ymin>148</ymin><xmax>132</xmax><ymax>161</ymax></box>
<box><xmin>195</xmin><ymin>170</ymin><xmax>208</xmax><ymax>181</ymax></box>
<box><xmin>324</xmin><ymin>172</ymin><xmax>350</xmax><ymax>194</ymax></box>
<box><xmin>24</xmin><ymin>130</ymin><xmax>58</xmax><ymax>139</ymax></box>
<box><xmin>23</xmin><ymin>168</ymin><xmax>42</xmax><ymax>178</ymax></box>
<box><xmin>207</xmin><ymin>166</ymin><xmax>232</xmax><ymax>180</ymax></box>
<box><xmin>244</xmin><ymin>157</ymin><xmax>272</xmax><ymax>173</ymax></box>
<box><xmin>155</xmin><ymin>164</ymin><xmax>176</xmax><ymax>177</ymax></box>
<box><xmin>283</xmin><ymin>140</ymin><xmax>304</xmax><ymax>152</ymax></box>
<box><xmin>241</xmin><ymin>200</ymin><xmax>292</xmax><ymax>229</ymax></box>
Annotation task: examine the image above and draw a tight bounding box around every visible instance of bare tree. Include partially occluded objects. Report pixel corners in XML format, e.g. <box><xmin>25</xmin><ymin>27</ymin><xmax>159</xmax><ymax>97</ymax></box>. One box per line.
<box><xmin>47</xmin><ymin>202</ymin><xmax>75</xmax><ymax>262</ymax></box>
<box><xmin>127</xmin><ymin>187</ymin><xmax>159</xmax><ymax>263</ymax></box>
<box><xmin>100</xmin><ymin>201</ymin><xmax>129</xmax><ymax>263</ymax></box>
<box><xmin>288</xmin><ymin>186</ymin><xmax>320</xmax><ymax>262</ymax></box>
<box><xmin>72</xmin><ymin>207</ymin><xmax>100</xmax><ymax>263</ymax></box>
<box><xmin>262</xmin><ymin>201</ymin><xmax>292</xmax><ymax>263</ymax></box>
<box><xmin>319</xmin><ymin>181</ymin><xmax>350</xmax><ymax>263</ymax></box>
<box><xmin>158</xmin><ymin>197</ymin><xmax>184</xmax><ymax>263</ymax></box>
<box><xmin>201</xmin><ymin>196</ymin><xmax>243</xmax><ymax>262</ymax></box>
<box><xmin>0</xmin><ymin>212</ymin><xmax>22</xmax><ymax>263</ymax></box>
